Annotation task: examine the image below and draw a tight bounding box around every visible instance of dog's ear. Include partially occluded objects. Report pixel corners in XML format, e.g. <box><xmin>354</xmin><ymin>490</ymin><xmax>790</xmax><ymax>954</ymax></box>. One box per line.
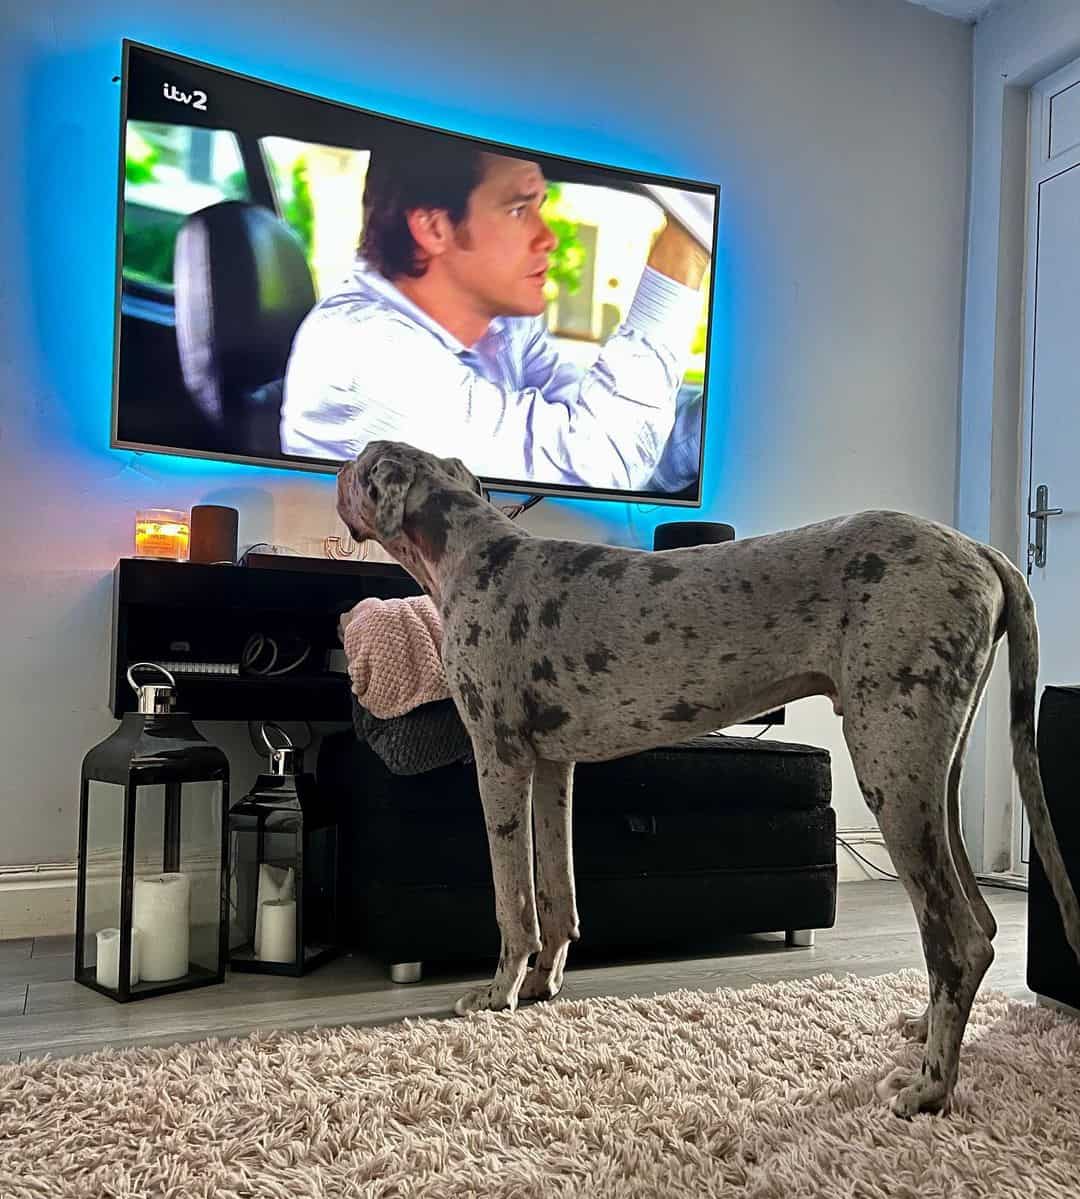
<box><xmin>368</xmin><ymin>455</ymin><xmax>417</xmax><ymax>542</ymax></box>
<box><xmin>438</xmin><ymin>455</ymin><xmax>483</xmax><ymax>496</ymax></box>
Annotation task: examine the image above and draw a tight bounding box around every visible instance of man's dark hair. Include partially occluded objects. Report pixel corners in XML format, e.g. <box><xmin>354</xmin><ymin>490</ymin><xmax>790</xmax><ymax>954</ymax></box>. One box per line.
<box><xmin>360</xmin><ymin>130</ymin><xmax>490</xmax><ymax>279</ymax></box>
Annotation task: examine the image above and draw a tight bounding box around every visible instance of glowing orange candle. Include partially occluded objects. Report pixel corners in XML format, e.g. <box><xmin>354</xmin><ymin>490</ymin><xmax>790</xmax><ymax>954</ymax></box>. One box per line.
<box><xmin>134</xmin><ymin>509</ymin><xmax>190</xmax><ymax>561</ymax></box>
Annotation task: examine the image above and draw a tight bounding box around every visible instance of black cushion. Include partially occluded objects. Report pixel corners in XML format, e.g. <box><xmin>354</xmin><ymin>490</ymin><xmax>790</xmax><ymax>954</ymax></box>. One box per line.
<box><xmin>576</xmin><ymin>735</ymin><xmax>831</xmax><ymax>812</ymax></box>
<box><xmin>352</xmin><ymin>696</ymin><xmax>474</xmax><ymax>776</ymax></box>
<box><xmin>329</xmin><ymin>733</ymin><xmax>832</xmax><ymax>884</ymax></box>
<box><xmin>318</xmin><ymin>730</ymin><xmax>837</xmax><ymax>962</ymax></box>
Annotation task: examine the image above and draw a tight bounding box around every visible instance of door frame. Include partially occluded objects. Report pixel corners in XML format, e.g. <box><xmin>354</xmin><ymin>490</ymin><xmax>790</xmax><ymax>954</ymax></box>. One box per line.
<box><xmin>1015</xmin><ymin>55</ymin><xmax>1080</xmax><ymax>872</ymax></box>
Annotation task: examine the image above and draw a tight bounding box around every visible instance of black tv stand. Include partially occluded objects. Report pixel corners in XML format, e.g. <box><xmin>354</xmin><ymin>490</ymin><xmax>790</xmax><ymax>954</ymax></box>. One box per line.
<box><xmin>238</xmin><ymin>549</ymin><xmax>398</xmax><ymax>575</ymax></box>
<box><xmin>109</xmin><ymin>557</ymin><xmax>420</xmax><ymax>720</ymax></box>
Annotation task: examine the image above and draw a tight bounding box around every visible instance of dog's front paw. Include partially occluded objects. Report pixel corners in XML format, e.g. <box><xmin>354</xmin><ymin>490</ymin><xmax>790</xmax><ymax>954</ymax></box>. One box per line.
<box><xmin>517</xmin><ymin>941</ymin><xmax>570</xmax><ymax>1003</ymax></box>
<box><xmin>518</xmin><ymin>969</ymin><xmax>563</xmax><ymax>1003</ymax></box>
<box><xmin>875</xmin><ymin>1066</ymin><xmax>950</xmax><ymax>1117</ymax></box>
<box><xmin>453</xmin><ymin>984</ymin><xmax>517</xmax><ymax>1016</ymax></box>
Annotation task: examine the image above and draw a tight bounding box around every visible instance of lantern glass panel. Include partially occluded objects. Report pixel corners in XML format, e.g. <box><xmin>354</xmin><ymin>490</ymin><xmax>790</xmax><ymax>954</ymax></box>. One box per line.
<box><xmin>83</xmin><ymin>781</ymin><xmax>126</xmax><ymax>987</ymax></box>
<box><xmin>131</xmin><ymin>781</ymin><xmax>225</xmax><ymax>982</ymax></box>
<box><xmin>228</xmin><ymin>816</ymin><xmax>300</xmax><ymax>965</ymax></box>
<box><xmin>228</xmin><ymin>825</ymin><xmax>259</xmax><ymax>954</ymax></box>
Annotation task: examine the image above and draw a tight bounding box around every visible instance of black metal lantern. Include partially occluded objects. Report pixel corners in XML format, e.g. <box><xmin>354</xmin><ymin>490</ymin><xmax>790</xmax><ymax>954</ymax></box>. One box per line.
<box><xmin>76</xmin><ymin>663</ymin><xmax>230</xmax><ymax>1001</ymax></box>
<box><xmin>227</xmin><ymin>724</ymin><xmax>338</xmax><ymax>976</ymax></box>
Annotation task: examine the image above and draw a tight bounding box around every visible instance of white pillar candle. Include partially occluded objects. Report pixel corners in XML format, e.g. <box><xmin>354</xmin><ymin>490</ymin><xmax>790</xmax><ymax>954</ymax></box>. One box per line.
<box><xmin>254</xmin><ymin>864</ymin><xmax>295</xmax><ymax>956</ymax></box>
<box><xmin>133</xmin><ymin>873</ymin><xmax>191</xmax><ymax>981</ymax></box>
<box><xmin>95</xmin><ymin>927</ymin><xmax>140</xmax><ymax>989</ymax></box>
<box><xmin>258</xmin><ymin>899</ymin><xmax>297</xmax><ymax>963</ymax></box>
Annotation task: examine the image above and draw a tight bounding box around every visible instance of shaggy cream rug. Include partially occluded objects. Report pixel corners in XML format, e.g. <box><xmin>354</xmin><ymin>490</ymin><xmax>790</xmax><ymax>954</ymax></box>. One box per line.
<box><xmin>1</xmin><ymin>970</ymin><xmax>1078</xmax><ymax>1197</ymax></box>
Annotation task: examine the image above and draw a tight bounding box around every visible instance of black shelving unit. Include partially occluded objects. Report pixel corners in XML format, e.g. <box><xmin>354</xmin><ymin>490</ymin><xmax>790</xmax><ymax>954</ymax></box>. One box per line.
<box><xmin>110</xmin><ymin>558</ymin><xmax>421</xmax><ymax>720</ymax></box>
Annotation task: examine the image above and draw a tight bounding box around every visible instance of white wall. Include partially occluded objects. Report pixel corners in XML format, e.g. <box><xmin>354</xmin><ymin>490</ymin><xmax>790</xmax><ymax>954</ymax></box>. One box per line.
<box><xmin>957</xmin><ymin>0</ymin><xmax>1080</xmax><ymax>870</ymax></box>
<box><xmin>0</xmin><ymin>0</ymin><xmax>972</xmax><ymax>879</ymax></box>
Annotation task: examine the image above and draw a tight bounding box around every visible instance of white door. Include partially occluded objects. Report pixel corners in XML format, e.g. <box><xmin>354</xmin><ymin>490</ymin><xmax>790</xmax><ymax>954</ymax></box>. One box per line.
<box><xmin>1019</xmin><ymin>63</ymin><xmax>1080</xmax><ymax>866</ymax></box>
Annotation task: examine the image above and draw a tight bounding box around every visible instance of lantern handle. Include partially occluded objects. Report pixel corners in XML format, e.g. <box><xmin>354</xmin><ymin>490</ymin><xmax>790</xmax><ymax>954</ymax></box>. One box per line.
<box><xmin>126</xmin><ymin>661</ymin><xmax>177</xmax><ymax>693</ymax></box>
<box><xmin>260</xmin><ymin>722</ymin><xmax>294</xmax><ymax>753</ymax></box>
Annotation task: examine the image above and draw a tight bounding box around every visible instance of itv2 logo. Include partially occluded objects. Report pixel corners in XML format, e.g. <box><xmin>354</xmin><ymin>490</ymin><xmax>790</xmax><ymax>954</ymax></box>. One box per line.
<box><xmin>163</xmin><ymin>82</ymin><xmax>208</xmax><ymax>111</ymax></box>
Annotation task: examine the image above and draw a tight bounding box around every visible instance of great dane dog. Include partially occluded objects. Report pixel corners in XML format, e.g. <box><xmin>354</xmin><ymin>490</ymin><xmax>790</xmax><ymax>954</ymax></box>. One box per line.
<box><xmin>337</xmin><ymin>440</ymin><xmax>1080</xmax><ymax>1117</ymax></box>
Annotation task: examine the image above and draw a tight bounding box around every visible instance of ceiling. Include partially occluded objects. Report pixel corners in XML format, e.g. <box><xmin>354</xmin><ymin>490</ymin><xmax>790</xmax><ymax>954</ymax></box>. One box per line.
<box><xmin>901</xmin><ymin>0</ymin><xmax>998</xmax><ymax>20</ymax></box>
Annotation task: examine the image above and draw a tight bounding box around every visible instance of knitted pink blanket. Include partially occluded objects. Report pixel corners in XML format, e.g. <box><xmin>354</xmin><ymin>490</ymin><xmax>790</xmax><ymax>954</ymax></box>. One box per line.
<box><xmin>341</xmin><ymin>596</ymin><xmax>450</xmax><ymax>718</ymax></box>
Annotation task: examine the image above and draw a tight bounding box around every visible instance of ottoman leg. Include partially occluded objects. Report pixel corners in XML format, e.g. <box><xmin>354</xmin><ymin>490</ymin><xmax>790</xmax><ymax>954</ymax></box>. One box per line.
<box><xmin>390</xmin><ymin>961</ymin><xmax>423</xmax><ymax>983</ymax></box>
<box><xmin>786</xmin><ymin>930</ymin><xmax>815</xmax><ymax>948</ymax></box>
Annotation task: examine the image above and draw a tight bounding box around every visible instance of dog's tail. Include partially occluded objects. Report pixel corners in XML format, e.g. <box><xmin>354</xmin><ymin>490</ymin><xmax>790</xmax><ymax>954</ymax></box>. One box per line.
<box><xmin>984</xmin><ymin>545</ymin><xmax>1080</xmax><ymax>964</ymax></box>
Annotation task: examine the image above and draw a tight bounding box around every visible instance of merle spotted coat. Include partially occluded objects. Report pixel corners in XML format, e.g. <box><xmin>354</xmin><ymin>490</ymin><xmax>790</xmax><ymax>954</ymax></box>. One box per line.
<box><xmin>337</xmin><ymin>440</ymin><xmax>1080</xmax><ymax>1118</ymax></box>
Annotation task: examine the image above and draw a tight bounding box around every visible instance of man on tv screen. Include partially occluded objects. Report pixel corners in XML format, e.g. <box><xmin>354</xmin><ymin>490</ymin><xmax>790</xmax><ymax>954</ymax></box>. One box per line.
<box><xmin>279</xmin><ymin>129</ymin><xmax>711</xmax><ymax>492</ymax></box>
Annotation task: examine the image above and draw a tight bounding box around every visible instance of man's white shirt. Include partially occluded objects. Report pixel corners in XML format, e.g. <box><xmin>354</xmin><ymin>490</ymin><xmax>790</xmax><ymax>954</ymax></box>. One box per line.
<box><xmin>280</xmin><ymin>259</ymin><xmax>700</xmax><ymax>491</ymax></box>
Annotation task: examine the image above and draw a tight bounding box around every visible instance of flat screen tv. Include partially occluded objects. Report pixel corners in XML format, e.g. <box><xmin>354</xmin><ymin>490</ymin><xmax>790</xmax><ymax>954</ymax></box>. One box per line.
<box><xmin>113</xmin><ymin>41</ymin><xmax>720</xmax><ymax>505</ymax></box>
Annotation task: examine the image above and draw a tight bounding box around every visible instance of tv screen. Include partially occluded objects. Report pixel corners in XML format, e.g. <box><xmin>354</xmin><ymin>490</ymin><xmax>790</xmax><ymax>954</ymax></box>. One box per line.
<box><xmin>113</xmin><ymin>42</ymin><xmax>720</xmax><ymax>505</ymax></box>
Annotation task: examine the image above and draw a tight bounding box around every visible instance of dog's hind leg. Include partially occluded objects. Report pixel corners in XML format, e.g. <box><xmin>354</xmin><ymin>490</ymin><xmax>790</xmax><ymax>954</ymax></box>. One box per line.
<box><xmin>454</xmin><ymin>753</ymin><xmax>541</xmax><ymax>1016</ymax></box>
<box><xmin>845</xmin><ymin>706</ymin><xmax>994</xmax><ymax>1117</ymax></box>
<box><xmin>897</xmin><ymin>653</ymin><xmax>999</xmax><ymax>1044</ymax></box>
<box><xmin>520</xmin><ymin>759</ymin><xmax>579</xmax><ymax>1002</ymax></box>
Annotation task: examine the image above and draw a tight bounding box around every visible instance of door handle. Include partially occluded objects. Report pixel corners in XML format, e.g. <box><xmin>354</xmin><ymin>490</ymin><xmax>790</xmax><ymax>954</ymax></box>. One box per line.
<box><xmin>1028</xmin><ymin>483</ymin><xmax>1064</xmax><ymax>571</ymax></box>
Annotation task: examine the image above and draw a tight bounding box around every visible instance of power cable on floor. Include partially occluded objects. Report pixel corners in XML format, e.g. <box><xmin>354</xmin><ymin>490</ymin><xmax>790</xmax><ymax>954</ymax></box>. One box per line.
<box><xmin>836</xmin><ymin>836</ymin><xmax>898</xmax><ymax>881</ymax></box>
<box><xmin>835</xmin><ymin>835</ymin><xmax>1029</xmax><ymax>891</ymax></box>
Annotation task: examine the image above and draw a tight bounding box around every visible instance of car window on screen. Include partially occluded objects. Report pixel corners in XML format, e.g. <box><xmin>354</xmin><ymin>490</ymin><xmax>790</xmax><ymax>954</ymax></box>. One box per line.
<box><xmin>543</xmin><ymin>184</ymin><xmax>710</xmax><ymax>390</ymax></box>
<box><xmin>260</xmin><ymin>138</ymin><xmax>371</xmax><ymax>298</ymax></box>
<box><xmin>123</xmin><ymin>122</ymin><xmax>248</xmax><ymax>291</ymax></box>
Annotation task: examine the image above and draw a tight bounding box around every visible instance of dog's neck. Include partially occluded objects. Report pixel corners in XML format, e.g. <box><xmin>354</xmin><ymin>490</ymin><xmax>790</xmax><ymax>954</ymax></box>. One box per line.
<box><xmin>378</xmin><ymin>536</ymin><xmax>439</xmax><ymax>600</ymax></box>
<box><xmin>388</xmin><ymin>487</ymin><xmax>523</xmax><ymax>609</ymax></box>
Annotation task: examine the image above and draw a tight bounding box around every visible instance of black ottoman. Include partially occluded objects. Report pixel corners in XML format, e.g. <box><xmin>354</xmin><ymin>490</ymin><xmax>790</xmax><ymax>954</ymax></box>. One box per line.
<box><xmin>317</xmin><ymin>731</ymin><xmax>836</xmax><ymax>979</ymax></box>
<box><xmin>1028</xmin><ymin>685</ymin><xmax>1080</xmax><ymax>1011</ymax></box>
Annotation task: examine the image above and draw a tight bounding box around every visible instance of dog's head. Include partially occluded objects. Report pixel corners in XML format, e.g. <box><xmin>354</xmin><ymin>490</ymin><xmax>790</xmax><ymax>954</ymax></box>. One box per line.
<box><xmin>336</xmin><ymin>440</ymin><xmax>484</xmax><ymax>552</ymax></box>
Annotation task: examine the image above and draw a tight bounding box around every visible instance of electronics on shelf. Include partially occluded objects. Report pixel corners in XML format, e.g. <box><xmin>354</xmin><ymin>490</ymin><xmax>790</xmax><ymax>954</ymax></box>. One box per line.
<box><xmin>153</xmin><ymin>661</ymin><xmax>240</xmax><ymax>676</ymax></box>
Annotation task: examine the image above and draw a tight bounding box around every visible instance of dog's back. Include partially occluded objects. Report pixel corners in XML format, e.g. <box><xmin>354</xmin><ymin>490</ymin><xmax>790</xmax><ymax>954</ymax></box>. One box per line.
<box><xmin>441</xmin><ymin>509</ymin><xmax>998</xmax><ymax>755</ymax></box>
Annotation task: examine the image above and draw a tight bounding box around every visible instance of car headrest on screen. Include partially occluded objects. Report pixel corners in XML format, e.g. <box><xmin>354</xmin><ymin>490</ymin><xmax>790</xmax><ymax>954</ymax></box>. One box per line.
<box><xmin>174</xmin><ymin>201</ymin><xmax>316</xmax><ymax>429</ymax></box>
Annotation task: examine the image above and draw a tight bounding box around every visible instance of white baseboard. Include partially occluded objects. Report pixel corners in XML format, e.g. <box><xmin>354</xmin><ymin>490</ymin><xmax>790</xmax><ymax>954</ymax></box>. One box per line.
<box><xmin>0</xmin><ymin>851</ymin><xmax>224</xmax><ymax>941</ymax></box>
<box><xmin>0</xmin><ymin>864</ymin><xmax>77</xmax><ymax>939</ymax></box>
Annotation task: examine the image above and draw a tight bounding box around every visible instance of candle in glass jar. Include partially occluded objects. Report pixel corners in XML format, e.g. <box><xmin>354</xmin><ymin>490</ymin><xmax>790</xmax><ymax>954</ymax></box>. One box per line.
<box><xmin>95</xmin><ymin>927</ymin><xmax>141</xmax><ymax>989</ymax></box>
<box><xmin>254</xmin><ymin>863</ymin><xmax>295</xmax><ymax>957</ymax></box>
<box><xmin>134</xmin><ymin>509</ymin><xmax>190</xmax><ymax>560</ymax></box>
<box><xmin>133</xmin><ymin>873</ymin><xmax>191</xmax><ymax>981</ymax></box>
<box><xmin>258</xmin><ymin>899</ymin><xmax>297</xmax><ymax>963</ymax></box>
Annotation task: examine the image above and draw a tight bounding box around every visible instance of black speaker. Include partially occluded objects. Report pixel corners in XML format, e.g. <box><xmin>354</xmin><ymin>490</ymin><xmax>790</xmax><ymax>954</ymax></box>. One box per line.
<box><xmin>189</xmin><ymin>505</ymin><xmax>239</xmax><ymax>564</ymax></box>
<box><xmin>653</xmin><ymin>520</ymin><xmax>734</xmax><ymax>551</ymax></box>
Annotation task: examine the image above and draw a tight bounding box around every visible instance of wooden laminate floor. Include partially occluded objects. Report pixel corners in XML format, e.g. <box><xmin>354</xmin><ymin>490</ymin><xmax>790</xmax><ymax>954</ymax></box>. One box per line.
<box><xmin>0</xmin><ymin>882</ymin><xmax>1033</xmax><ymax>1064</ymax></box>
